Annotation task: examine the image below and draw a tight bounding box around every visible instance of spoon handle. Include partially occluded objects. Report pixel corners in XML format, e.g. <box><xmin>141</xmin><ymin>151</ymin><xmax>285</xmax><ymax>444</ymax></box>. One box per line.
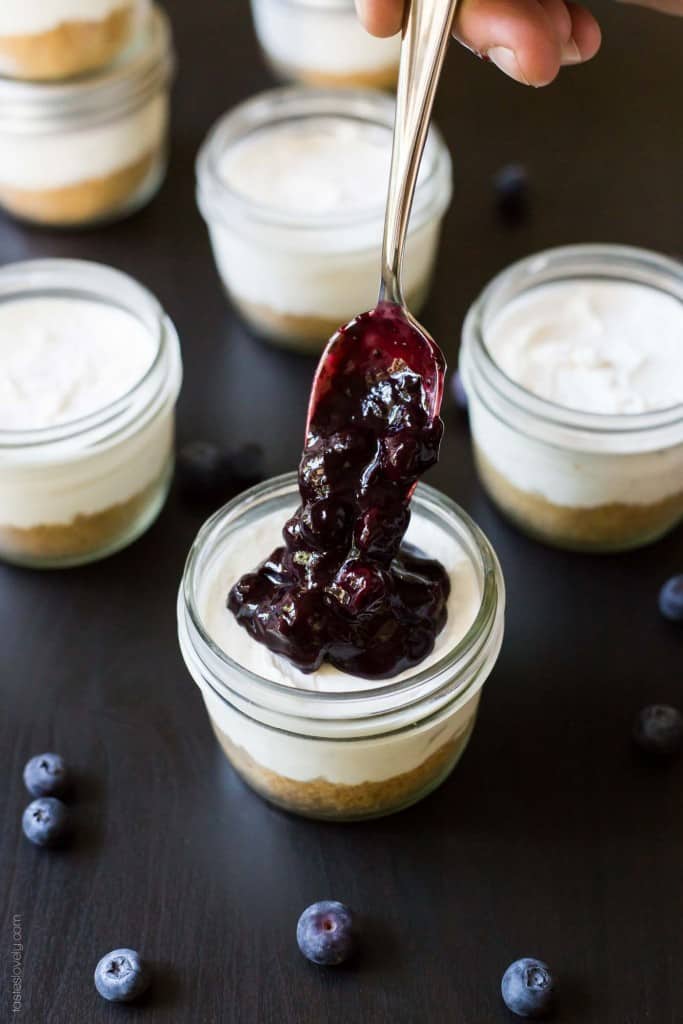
<box><xmin>380</xmin><ymin>0</ymin><xmax>458</xmax><ymax>306</ymax></box>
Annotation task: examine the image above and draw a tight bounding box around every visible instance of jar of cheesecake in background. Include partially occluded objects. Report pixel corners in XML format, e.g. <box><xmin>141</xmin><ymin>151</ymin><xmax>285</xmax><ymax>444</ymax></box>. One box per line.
<box><xmin>250</xmin><ymin>0</ymin><xmax>400</xmax><ymax>88</ymax></box>
<box><xmin>0</xmin><ymin>4</ymin><xmax>173</xmax><ymax>228</ymax></box>
<box><xmin>196</xmin><ymin>88</ymin><xmax>453</xmax><ymax>351</ymax></box>
<box><xmin>178</xmin><ymin>476</ymin><xmax>505</xmax><ymax>821</ymax></box>
<box><xmin>0</xmin><ymin>259</ymin><xmax>182</xmax><ymax>569</ymax></box>
<box><xmin>0</xmin><ymin>0</ymin><xmax>149</xmax><ymax>81</ymax></box>
<box><xmin>460</xmin><ymin>245</ymin><xmax>683</xmax><ymax>553</ymax></box>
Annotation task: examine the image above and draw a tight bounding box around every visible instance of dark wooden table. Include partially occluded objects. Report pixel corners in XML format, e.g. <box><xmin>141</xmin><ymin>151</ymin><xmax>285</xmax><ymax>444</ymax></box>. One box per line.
<box><xmin>1</xmin><ymin>2</ymin><xmax>681</xmax><ymax>1021</ymax></box>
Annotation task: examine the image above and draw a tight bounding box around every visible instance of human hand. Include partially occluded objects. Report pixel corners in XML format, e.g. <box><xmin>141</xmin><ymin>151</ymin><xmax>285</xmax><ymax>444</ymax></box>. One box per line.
<box><xmin>355</xmin><ymin>0</ymin><xmax>602</xmax><ymax>86</ymax></box>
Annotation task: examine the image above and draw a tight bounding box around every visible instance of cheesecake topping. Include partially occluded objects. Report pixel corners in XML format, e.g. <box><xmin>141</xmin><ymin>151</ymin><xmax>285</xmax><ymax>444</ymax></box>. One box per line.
<box><xmin>228</xmin><ymin>303</ymin><xmax>450</xmax><ymax>678</ymax></box>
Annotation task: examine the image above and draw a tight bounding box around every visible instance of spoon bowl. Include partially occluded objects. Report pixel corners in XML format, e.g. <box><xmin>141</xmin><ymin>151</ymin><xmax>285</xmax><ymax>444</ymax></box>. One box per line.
<box><xmin>306</xmin><ymin>301</ymin><xmax>445</xmax><ymax>433</ymax></box>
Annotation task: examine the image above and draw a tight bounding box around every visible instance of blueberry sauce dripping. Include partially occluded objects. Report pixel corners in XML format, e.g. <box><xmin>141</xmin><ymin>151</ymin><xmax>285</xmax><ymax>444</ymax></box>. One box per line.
<box><xmin>228</xmin><ymin>302</ymin><xmax>450</xmax><ymax>678</ymax></box>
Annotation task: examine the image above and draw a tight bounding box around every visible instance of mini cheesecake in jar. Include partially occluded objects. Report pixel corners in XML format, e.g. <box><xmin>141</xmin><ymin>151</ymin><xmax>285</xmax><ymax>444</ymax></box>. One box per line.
<box><xmin>0</xmin><ymin>0</ymin><xmax>149</xmax><ymax>81</ymax></box>
<box><xmin>196</xmin><ymin>87</ymin><xmax>452</xmax><ymax>351</ymax></box>
<box><xmin>250</xmin><ymin>0</ymin><xmax>400</xmax><ymax>89</ymax></box>
<box><xmin>178</xmin><ymin>477</ymin><xmax>505</xmax><ymax>821</ymax></box>
<box><xmin>0</xmin><ymin>5</ymin><xmax>172</xmax><ymax>228</ymax></box>
<box><xmin>0</xmin><ymin>259</ymin><xmax>182</xmax><ymax>569</ymax></box>
<box><xmin>460</xmin><ymin>245</ymin><xmax>683</xmax><ymax>552</ymax></box>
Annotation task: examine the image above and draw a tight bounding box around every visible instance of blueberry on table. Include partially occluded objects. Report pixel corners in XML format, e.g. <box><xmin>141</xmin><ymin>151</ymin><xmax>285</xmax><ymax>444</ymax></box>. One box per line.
<box><xmin>176</xmin><ymin>440</ymin><xmax>235</xmax><ymax>506</ymax></box>
<box><xmin>501</xmin><ymin>958</ymin><xmax>555</xmax><ymax>1018</ymax></box>
<box><xmin>493</xmin><ymin>163</ymin><xmax>530</xmax><ymax>222</ymax></box>
<box><xmin>23</xmin><ymin>752</ymin><xmax>68</xmax><ymax>797</ymax></box>
<box><xmin>296</xmin><ymin>901</ymin><xmax>355</xmax><ymax>966</ymax></box>
<box><xmin>633</xmin><ymin>705</ymin><xmax>683</xmax><ymax>756</ymax></box>
<box><xmin>94</xmin><ymin>949</ymin><xmax>151</xmax><ymax>1003</ymax></box>
<box><xmin>22</xmin><ymin>797</ymin><xmax>69</xmax><ymax>847</ymax></box>
<box><xmin>229</xmin><ymin>442</ymin><xmax>266</xmax><ymax>490</ymax></box>
<box><xmin>658</xmin><ymin>575</ymin><xmax>683</xmax><ymax>622</ymax></box>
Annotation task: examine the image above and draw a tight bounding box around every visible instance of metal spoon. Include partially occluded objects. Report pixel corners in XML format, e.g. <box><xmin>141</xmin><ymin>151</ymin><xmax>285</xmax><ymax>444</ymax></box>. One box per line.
<box><xmin>307</xmin><ymin>0</ymin><xmax>458</xmax><ymax>430</ymax></box>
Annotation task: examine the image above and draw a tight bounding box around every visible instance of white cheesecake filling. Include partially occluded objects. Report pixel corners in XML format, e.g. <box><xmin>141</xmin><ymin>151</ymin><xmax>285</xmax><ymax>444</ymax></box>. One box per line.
<box><xmin>0</xmin><ymin>407</ymin><xmax>174</xmax><ymax>530</ymax></box>
<box><xmin>220</xmin><ymin>118</ymin><xmax>398</xmax><ymax>217</ymax></box>
<box><xmin>485</xmin><ymin>281</ymin><xmax>683</xmax><ymax>415</ymax></box>
<box><xmin>208</xmin><ymin>217</ymin><xmax>439</xmax><ymax>322</ymax></box>
<box><xmin>470</xmin><ymin>399</ymin><xmax>683</xmax><ymax>508</ymax></box>
<box><xmin>0</xmin><ymin>296</ymin><xmax>173</xmax><ymax>529</ymax></box>
<box><xmin>193</xmin><ymin>505</ymin><xmax>484</xmax><ymax>785</ymax></box>
<box><xmin>250</xmin><ymin>0</ymin><xmax>400</xmax><ymax>77</ymax></box>
<box><xmin>208</xmin><ymin>116</ymin><xmax>440</xmax><ymax>320</ymax></box>
<box><xmin>471</xmin><ymin>280</ymin><xmax>683</xmax><ymax>508</ymax></box>
<box><xmin>0</xmin><ymin>297</ymin><xmax>156</xmax><ymax>431</ymax></box>
<box><xmin>0</xmin><ymin>93</ymin><xmax>167</xmax><ymax>193</ymax></box>
<box><xmin>0</xmin><ymin>0</ymin><xmax>135</xmax><ymax>37</ymax></box>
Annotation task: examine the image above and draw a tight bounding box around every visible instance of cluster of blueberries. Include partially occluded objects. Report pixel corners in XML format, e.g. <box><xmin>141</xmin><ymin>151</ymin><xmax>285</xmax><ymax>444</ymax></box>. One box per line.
<box><xmin>20</xmin><ymin>753</ymin><xmax>149</xmax><ymax>999</ymax></box>
<box><xmin>20</xmin><ymin>755</ymin><xmax>151</xmax><ymax>1002</ymax></box>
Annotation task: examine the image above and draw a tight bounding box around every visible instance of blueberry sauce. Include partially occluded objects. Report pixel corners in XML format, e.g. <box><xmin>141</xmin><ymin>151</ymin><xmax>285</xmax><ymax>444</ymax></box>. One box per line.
<box><xmin>228</xmin><ymin>302</ymin><xmax>450</xmax><ymax>678</ymax></box>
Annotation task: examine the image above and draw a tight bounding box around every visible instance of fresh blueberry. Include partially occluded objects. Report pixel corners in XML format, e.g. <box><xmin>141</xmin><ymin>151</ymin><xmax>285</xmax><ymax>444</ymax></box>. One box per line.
<box><xmin>23</xmin><ymin>753</ymin><xmax>68</xmax><ymax>797</ymax></box>
<box><xmin>451</xmin><ymin>369</ymin><xmax>468</xmax><ymax>411</ymax></box>
<box><xmin>493</xmin><ymin>163</ymin><xmax>529</xmax><ymax>222</ymax></box>
<box><xmin>94</xmin><ymin>949</ymin><xmax>151</xmax><ymax>1003</ymax></box>
<box><xmin>633</xmin><ymin>705</ymin><xmax>683</xmax><ymax>756</ymax></box>
<box><xmin>22</xmin><ymin>797</ymin><xmax>69</xmax><ymax>847</ymax></box>
<box><xmin>501</xmin><ymin>958</ymin><xmax>555</xmax><ymax>1018</ymax></box>
<box><xmin>658</xmin><ymin>575</ymin><xmax>683</xmax><ymax>622</ymax></box>
<box><xmin>229</xmin><ymin>442</ymin><xmax>265</xmax><ymax>490</ymax></box>
<box><xmin>296</xmin><ymin>901</ymin><xmax>355</xmax><ymax>966</ymax></box>
<box><xmin>177</xmin><ymin>440</ymin><xmax>235</xmax><ymax>506</ymax></box>
<box><xmin>330</xmin><ymin>560</ymin><xmax>388</xmax><ymax>615</ymax></box>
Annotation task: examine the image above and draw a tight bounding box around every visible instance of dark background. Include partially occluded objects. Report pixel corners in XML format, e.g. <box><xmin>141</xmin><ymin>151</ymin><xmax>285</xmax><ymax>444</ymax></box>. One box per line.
<box><xmin>1</xmin><ymin>1</ymin><xmax>682</xmax><ymax>1021</ymax></box>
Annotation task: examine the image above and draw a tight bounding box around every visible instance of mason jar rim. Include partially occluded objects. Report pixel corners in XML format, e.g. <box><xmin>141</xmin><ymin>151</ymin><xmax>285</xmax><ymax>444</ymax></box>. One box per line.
<box><xmin>0</xmin><ymin>258</ymin><xmax>181</xmax><ymax>454</ymax></box>
<box><xmin>179</xmin><ymin>473</ymin><xmax>503</xmax><ymax>723</ymax></box>
<box><xmin>0</xmin><ymin>5</ymin><xmax>173</xmax><ymax>133</ymax></box>
<box><xmin>463</xmin><ymin>244</ymin><xmax>683</xmax><ymax>444</ymax></box>
<box><xmin>196</xmin><ymin>86</ymin><xmax>452</xmax><ymax>236</ymax></box>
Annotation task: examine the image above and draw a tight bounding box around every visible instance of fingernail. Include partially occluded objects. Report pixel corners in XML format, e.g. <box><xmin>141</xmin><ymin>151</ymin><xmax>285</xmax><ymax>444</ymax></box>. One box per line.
<box><xmin>486</xmin><ymin>47</ymin><xmax>530</xmax><ymax>85</ymax></box>
<box><xmin>561</xmin><ymin>38</ymin><xmax>582</xmax><ymax>64</ymax></box>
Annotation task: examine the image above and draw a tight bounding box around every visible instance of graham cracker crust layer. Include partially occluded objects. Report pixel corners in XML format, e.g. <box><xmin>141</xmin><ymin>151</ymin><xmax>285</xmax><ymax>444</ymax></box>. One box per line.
<box><xmin>213</xmin><ymin>720</ymin><xmax>474</xmax><ymax>820</ymax></box>
<box><xmin>267</xmin><ymin>54</ymin><xmax>398</xmax><ymax>90</ymax></box>
<box><xmin>237</xmin><ymin>285</ymin><xmax>427</xmax><ymax>351</ymax></box>
<box><xmin>475</xmin><ymin>447</ymin><xmax>683</xmax><ymax>552</ymax></box>
<box><xmin>0</xmin><ymin>472</ymin><xmax>166</xmax><ymax>567</ymax></box>
<box><xmin>237</xmin><ymin>301</ymin><xmax>349</xmax><ymax>352</ymax></box>
<box><xmin>0</xmin><ymin>150</ymin><xmax>158</xmax><ymax>227</ymax></box>
<box><xmin>0</xmin><ymin>5</ymin><xmax>135</xmax><ymax>81</ymax></box>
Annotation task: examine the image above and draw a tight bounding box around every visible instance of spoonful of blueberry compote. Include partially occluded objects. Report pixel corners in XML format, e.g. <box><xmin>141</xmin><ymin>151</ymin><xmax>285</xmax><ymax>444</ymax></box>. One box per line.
<box><xmin>229</xmin><ymin>0</ymin><xmax>459</xmax><ymax>678</ymax></box>
<box><xmin>307</xmin><ymin>0</ymin><xmax>459</xmax><ymax>430</ymax></box>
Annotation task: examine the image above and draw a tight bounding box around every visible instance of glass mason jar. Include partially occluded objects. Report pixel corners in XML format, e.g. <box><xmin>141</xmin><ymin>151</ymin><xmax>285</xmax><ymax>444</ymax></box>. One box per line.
<box><xmin>0</xmin><ymin>0</ymin><xmax>149</xmax><ymax>81</ymax></box>
<box><xmin>0</xmin><ymin>259</ymin><xmax>183</xmax><ymax>569</ymax></box>
<box><xmin>0</xmin><ymin>4</ymin><xmax>173</xmax><ymax>228</ymax></box>
<box><xmin>178</xmin><ymin>474</ymin><xmax>505</xmax><ymax>822</ymax></box>
<box><xmin>196</xmin><ymin>87</ymin><xmax>453</xmax><ymax>352</ymax></box>
<box><xmin>460</xmin><ymin>245</ymin><xmax>683</xmax><ymax>553</ymax></box>
<box><xmin>249</xmin><ymin>0</ymin><xmax>400</xmax><ymax>89</ymax></box>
